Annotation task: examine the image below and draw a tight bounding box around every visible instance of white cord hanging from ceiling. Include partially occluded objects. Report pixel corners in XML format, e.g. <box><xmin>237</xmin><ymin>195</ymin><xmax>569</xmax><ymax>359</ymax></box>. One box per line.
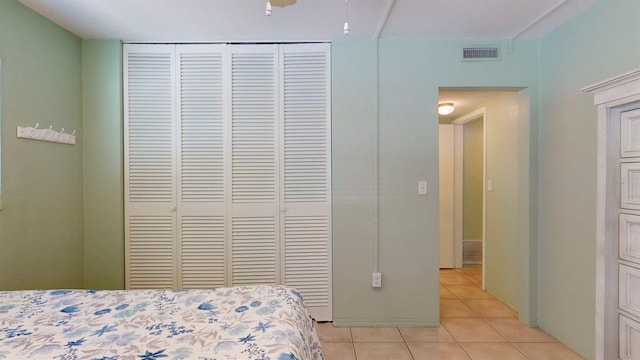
<box><xmin>343</xmin><ymin>0</ymin><xmax>350</xmax><ymax>35</ymax></box>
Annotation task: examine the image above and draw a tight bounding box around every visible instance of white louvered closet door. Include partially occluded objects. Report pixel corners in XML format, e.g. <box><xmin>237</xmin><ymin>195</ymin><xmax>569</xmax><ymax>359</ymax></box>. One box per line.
<box><xmin>176</xmin><ymin>45</ymin><xmax>227</xmax><ymax>289</ymax></box>
<box><xmin>124</xmin><ymin>44</ymin><xmax>178</xmax><ymax>289</ymax></box>
<box><xmin>124</xmin><ymin>43</ymin><xmax>332</xmax><ymax>320</ymax></box>
<box><xmin>229</xmin><ymin>45</ymin><xmax>280</xmax><ymax>286</ymax></box>
<box><xmin>280</xmin><ymin>44</ymin><xmax>332</xmax><ymax>321</ymax></box>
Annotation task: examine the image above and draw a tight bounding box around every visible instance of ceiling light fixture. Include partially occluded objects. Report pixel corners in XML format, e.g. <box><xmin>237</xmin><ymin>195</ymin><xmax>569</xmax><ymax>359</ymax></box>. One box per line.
<box><xmin>265</xmin><ymin>1</ymin><xmax>272</xmax><ymax>16</ymax></box>
<box><xmin>271</xmin><ymin>0</ymin><xmax>296</xmax><ymax>6</ymax></box>
<box><xmin>343</xmin><ymin>0</ymin><xmax>350</xmax><ymax>35</ymax></box>
<box><xmin>438</xmin><ymin>103</ymin><xmax>455</xmax><ymax>115</ymax></box>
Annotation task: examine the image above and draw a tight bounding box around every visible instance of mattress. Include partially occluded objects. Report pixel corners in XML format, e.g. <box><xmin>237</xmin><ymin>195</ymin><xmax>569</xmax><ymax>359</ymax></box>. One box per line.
<box><xmin>0</xmin><ymin>285</ymin><xmax>324</xmax><ymax>360</ymax></box>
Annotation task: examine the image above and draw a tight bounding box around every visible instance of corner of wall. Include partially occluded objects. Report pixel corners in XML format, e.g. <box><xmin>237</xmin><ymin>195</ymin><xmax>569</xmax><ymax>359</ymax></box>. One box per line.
<box><xmin>82</xmin><ymin>40</ymin><xmax>125</xmax><ymax>289</ymax></box>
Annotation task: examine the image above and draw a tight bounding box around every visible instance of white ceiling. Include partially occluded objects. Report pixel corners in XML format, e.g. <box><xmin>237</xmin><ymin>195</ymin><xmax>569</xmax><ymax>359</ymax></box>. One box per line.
<box><xmin>19</xmin><ymin>0</ymin><xmax>599</xmax><ymax>42</ymax></box>
<box><xmin>19</xmin><ymin>0</ymin><xmax>598</xmax><ymax>116</ymax></box>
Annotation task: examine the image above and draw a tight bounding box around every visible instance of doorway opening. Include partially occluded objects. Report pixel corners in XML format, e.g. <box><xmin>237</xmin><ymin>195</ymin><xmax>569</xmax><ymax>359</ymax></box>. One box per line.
<box><xmin>437</xmin><ymin>87</ymin><xmax>532</xmax><ymax>323</ymax></box>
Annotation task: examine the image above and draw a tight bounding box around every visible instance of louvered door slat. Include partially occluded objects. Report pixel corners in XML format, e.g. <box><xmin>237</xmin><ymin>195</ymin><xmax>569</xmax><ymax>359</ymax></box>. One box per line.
<box><xmin>128</xmin><ymin>216</ymin><xmax>175</xmax><ymax>288</ymax></box>
<box><xmin>179</xmin><ymin>50</ymin><xmax>225</xmax><ymax>202</ymax></box>
<box><xmin>127</xmin><ymin>51</ymin><xmax>175</xmax><ymax>202</ymax></box>
<box><xmin>232</xmin><ymin>217</ymin><xmax>277</xmax><ymax>285</ymax></box>
<box><xmin>283</xmin><ymin>50</ymin><xmax>329</xmax><ymax>203</ymax></box>
<box><xmin>231</xmin><ymin>50</ymin><xmax>276</xmax><ymax>203</ymax></box>
<box><xmin>124</xmin><ymin>44</ymin><xmax>178</xmax><ymax>289</ymax></box>
<box><xmin>284</xmin><ymin>216</ymin><xmax>329</xmax><ymax>302</ymax></box>
<box><xmin>181</xmin><ymin>216</ymin><xmax>225</xmax><ymax>288</ymax></box>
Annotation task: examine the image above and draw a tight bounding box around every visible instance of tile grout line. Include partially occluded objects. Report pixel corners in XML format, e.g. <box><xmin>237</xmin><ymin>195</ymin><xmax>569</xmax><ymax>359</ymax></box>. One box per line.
<box><xmin>397</xmin><ymin>328</ymin><xmax>417</xmax><ymax>360</ymax></box>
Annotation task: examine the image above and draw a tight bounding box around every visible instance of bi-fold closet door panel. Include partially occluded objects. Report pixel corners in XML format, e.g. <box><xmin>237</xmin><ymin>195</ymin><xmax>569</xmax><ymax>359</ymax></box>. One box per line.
<box><xmin>229</xmin><ymin>45</ymin><xmax>280</xmax><ymax>286</ymax></box>
<box><xmin>177</xmin><ymin>45</ymin><xmax>227</xmax><ymax>289</ymax></box>
<box><xmin>124</xmin><ymin>44</ymin><xmax>178</xmax><ymax>289</ymax></box>
<box><xmin>279</xmin><ymin>43</ymin><xmax>332</xmax><ymax>320</ymax></box>
<box><xmin>124</xmin><ymin>43</ymin><xmax>331</xmax><ymax>320</ymax></box>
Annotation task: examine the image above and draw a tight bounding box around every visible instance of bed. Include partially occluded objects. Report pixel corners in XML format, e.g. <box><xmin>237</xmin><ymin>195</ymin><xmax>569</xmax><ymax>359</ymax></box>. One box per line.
<box><xmin>0</xmin><ymin>285</ymin><xmax>324</xmax><ymax>360</ymax></box>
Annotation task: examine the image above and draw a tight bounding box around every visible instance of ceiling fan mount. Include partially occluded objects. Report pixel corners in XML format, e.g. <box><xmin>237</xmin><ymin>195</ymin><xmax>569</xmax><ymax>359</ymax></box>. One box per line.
<box><xmin>270</xmin><ymin>0</ymin><xmax>296</xmax><ymax>7</ymax></box>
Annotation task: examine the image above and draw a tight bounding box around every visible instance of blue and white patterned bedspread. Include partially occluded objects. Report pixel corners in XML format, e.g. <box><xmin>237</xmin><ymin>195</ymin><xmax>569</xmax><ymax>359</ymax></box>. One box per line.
<box><xmin>0</xmin><ymin>285</ymin><xmax>324</xmax><ymax>360</ymax></box>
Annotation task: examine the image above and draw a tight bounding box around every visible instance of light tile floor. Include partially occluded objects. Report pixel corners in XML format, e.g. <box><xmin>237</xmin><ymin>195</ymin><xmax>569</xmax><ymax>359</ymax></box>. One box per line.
<box><xmin>317</xmin><ymin>267</ymin><xmax>585</xmax><ymax>360</ymax></box>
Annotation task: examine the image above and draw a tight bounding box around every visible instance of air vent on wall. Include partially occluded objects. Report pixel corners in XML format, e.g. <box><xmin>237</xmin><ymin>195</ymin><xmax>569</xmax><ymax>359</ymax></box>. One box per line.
<box><xmin>461</xmin><ymin>46</ymin><xmax>501</xmax><ymax>62</ymax></box>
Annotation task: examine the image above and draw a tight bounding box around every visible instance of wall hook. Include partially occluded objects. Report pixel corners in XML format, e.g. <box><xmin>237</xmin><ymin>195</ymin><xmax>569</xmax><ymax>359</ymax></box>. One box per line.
<box><xmin>16</xmin><ymin>123</ymin><xmax>77</xmax><ymax>145</ymax></box>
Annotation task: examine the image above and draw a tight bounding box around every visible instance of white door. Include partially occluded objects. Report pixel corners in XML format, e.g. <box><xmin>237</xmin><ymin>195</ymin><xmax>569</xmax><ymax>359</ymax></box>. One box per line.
<box><xmin>176</xmin><ymin>44</ymin><xmax>227</xmax><ymax>289</ymax></box>
<box><xmin>228</xmin><ymin>45</ymin><xmax>280</xmax><ymax>286</ymax></box>
<box><xmin>618</xmin><ymin>108</ymin><xmax>640</xmax><ymax>360</ymax></box>
<box><xmin>279</xmin><ymin>43</ymin><xmax>332</xmax><ymax>320</ymax></box>
<box><xmin>124</xmin><ymin>44</ymin><xmax>178</xmax><ymax>289</ymax></box>
<box><xmin>439</xmin><ymin>124</ymin><xmax>455</xmax><ymax>268</ymax></box>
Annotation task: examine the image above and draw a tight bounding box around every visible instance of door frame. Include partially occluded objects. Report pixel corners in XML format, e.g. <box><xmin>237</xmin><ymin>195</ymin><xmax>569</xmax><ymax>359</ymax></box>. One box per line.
<box><xmin>583</xmin><ymin>68</ymin><xmax>640</xmax><ymax>360</ymax></box>
<box><xmin>452</xmin><ymin>107</ymin><xmax>487</xmax><ymax>289</ymax></box>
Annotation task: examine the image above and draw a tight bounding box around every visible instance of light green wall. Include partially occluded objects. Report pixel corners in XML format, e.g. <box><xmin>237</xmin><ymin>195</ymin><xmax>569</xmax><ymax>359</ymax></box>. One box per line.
<box><xmin>463</xmin><ymin>118</ymin><xmax>483</xmax><ymax>240</ymax></box>
<box><xmin>82</xmin><ymin>40</ymin><xmax>124</xmax><ymax>289</ymax></box>
<box><xmin>332</xmin><ymin>38</ymin><xmax>539</xmax><ymax>325</ymax></box>
<box><xmin>485</xmin><ymin>93</ymin><xmax>520</xmax><ymax>311</ymax></box>
<box><xmin>331</xmin><ymin>40</ymin><xmax>384</xmax><ymax>323</ymax></box>
<box><xmin>517</xmin><ymin>88</ymin><xmax>537</xmax><ymax>329</ymax></box>
<box><xmin>538</xmin><ymin>0</ymin><xmax>640</xmax><ymax>358</ymax></box>
<box><xmin>0</xmin><ymin>1</ymin><xmax>83</xmax><ymax>289</ymax></box>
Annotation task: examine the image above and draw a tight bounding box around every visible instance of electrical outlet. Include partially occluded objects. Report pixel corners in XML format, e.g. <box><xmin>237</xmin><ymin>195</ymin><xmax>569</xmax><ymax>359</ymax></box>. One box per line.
<box><xmin>372</xmin><ymin>272</ymin><xmax>382</xmax><ymax>288</ymax></box>
<box><xmin>418</xmin><ymin>180</ymin><xmax>428</xmax><ymax>195</ymax></box>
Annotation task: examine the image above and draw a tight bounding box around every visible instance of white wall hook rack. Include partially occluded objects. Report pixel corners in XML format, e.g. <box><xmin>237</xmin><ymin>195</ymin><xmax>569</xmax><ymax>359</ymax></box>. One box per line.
<box><xmin>17</xmin><ymin>123</ymin><xmax>76</xmax><ymax>145</ymax></box>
